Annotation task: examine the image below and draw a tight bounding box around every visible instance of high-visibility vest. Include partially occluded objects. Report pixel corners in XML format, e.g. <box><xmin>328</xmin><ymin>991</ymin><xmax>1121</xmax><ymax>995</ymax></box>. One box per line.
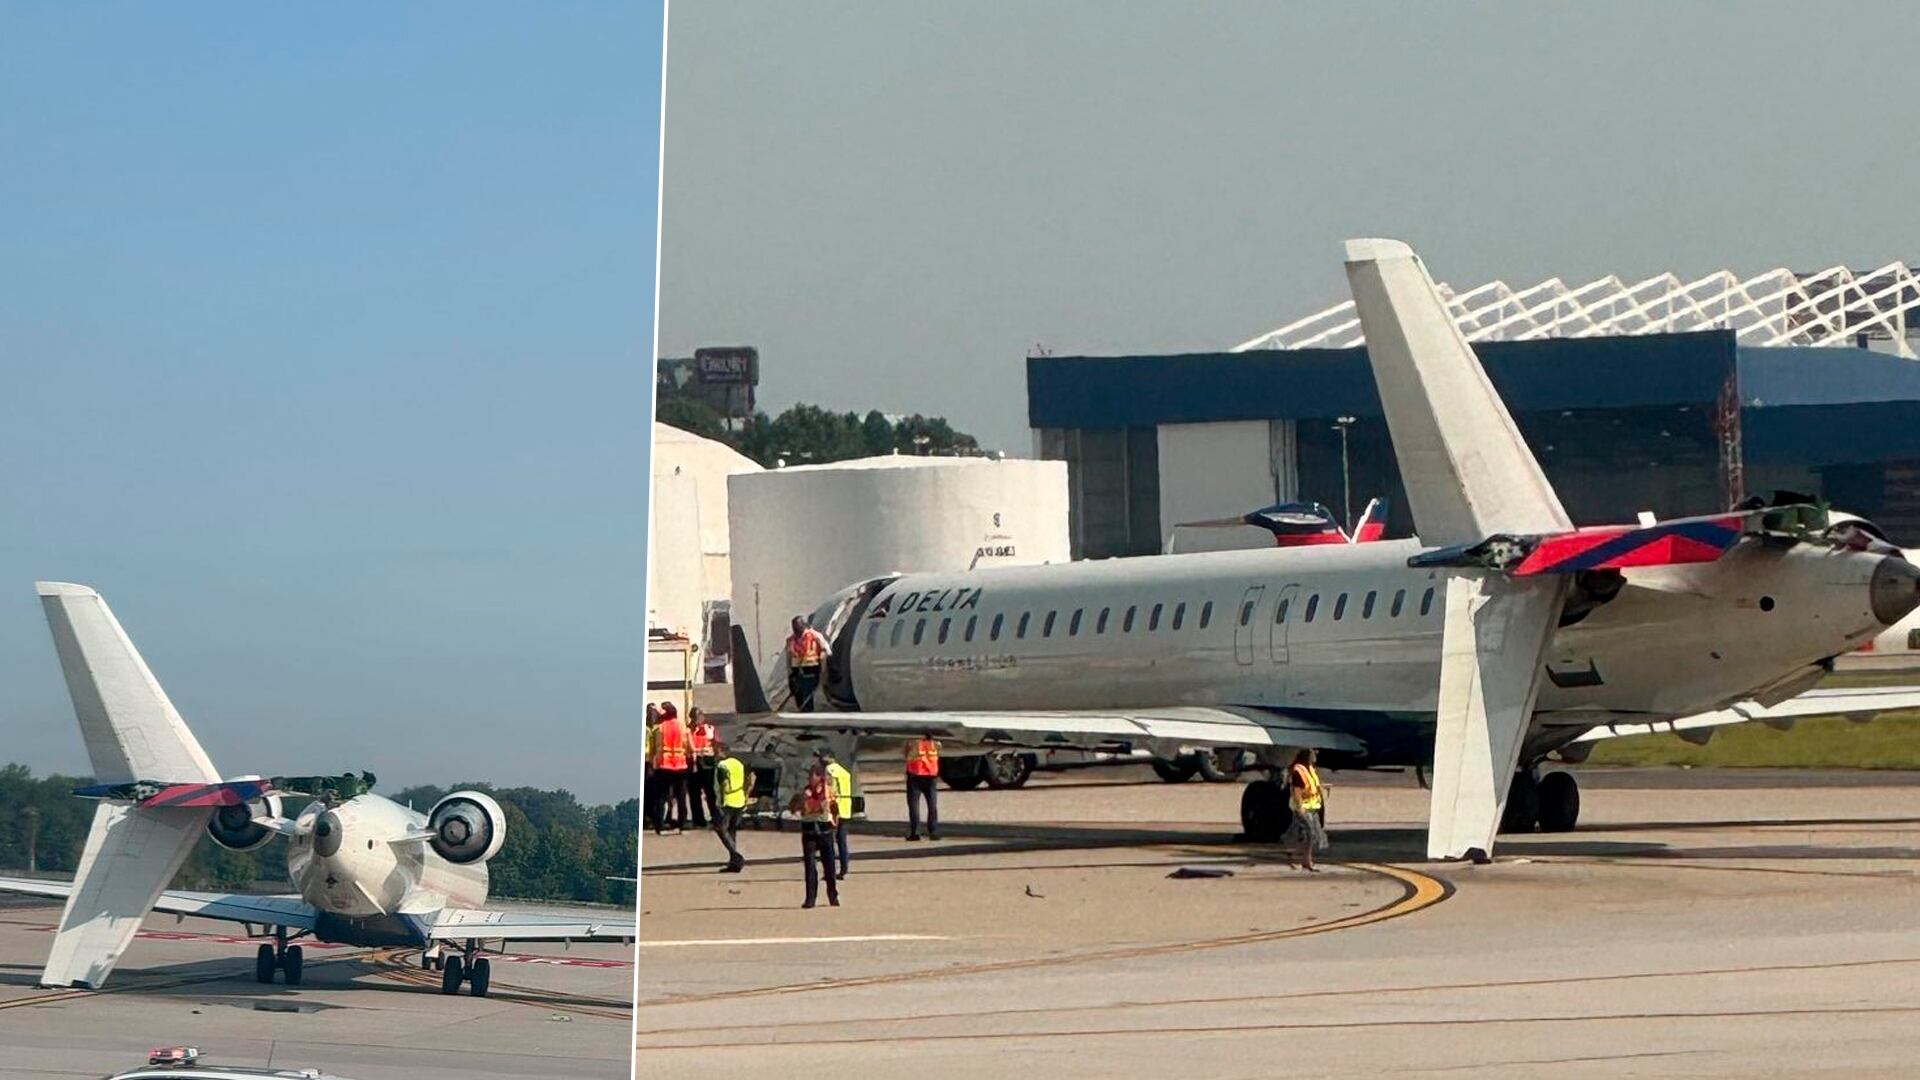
<box><xmin>690</xmin><ymin>722</ymin><xmax>716</xmax><ymax>759</ymax></box>
<box><xmin>788</xmin><ymin>628</ymin><xmax>827</xmax><ymax>668</ymax></box>
<box><xmin>905</xmin><ymin>739</ymin><xmax>940</xmax><ymax>777</ymax></box>
<box><xmin>644</xmin><ymin>725</ymin><xmax>658</xmax><ymax>765</ymax></box>
<box><xmin>654</xmin><ymin>718</ymin><xmax>690</xmax><ymax>771</ymax></box>
<box><xmin>825</xmin><ymin>761</ymin><xmax>854</xmax><ymax>818</ymax></box>
<box><xmin>799</xmin><ymin>776</ymin><xmax>835</xmax><ymax>822</ymax></box>
<box><xmin>715</xmin><ymin>757</ymin><xmax>748</xmax><ymax>810</ymax></box>
<box><xmin>1291</xmin><ymin>763</ymin><xmax>1324</xmax><ymax>812</ymax></box>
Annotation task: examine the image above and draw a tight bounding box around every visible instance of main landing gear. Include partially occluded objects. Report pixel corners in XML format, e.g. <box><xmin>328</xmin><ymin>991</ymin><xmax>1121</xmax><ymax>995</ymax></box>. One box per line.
<box><xmin>438</xmin><ymin>939</ymin><xmax>492</xmax><ymax>997</ymax></box>
<box><xmin>1238</xmin><ymin>777</ymin><xmax>1294</xmax><ymax>843</ymax></box>
<box><xmin>254</xmin><ymin>929</ymin><xmax>304</xmax><ymax>985</ymax></box>
<box><xmin>1500</xmin><ymin>768</ymin><xmax>1581</xmax><ymax>834</ymax></box>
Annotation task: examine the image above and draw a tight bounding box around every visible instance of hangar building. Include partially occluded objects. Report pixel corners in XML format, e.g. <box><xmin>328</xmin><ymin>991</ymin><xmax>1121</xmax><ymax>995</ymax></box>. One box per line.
<box><xmin>1029</xmin><ymin>263</ymin><xmax>1920</xmax><ymax>557</ymax></box>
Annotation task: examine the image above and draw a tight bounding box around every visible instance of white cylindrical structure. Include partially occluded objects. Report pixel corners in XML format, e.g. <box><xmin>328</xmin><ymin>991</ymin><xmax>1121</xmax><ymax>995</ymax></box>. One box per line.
<box><xmin>729</xmin><ymin>456</ymin><xmax>1070</xmax><ymax>668</ymax></box>
<box><xmin>648</xmin><ymin>422</ymin><xmax>761</xmax><ymax>642</ymax></box>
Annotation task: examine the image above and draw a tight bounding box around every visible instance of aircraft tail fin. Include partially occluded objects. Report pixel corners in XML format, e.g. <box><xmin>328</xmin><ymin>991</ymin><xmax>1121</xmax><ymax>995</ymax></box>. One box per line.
<box><xmin>1351</xmin><ymin>497</ymin><xmax>1389</xmax><ymax>543</ymax></box>
<box><xmin>1342</xmin><ymin>240</ymin><xmax>1571</xmax><ymax>547</ymax></box>
<box><xmin>730</xmin><ymin>625</ymin><xmax>773</xmax><ymax>714</ymax></box>
<box><xmin>37</xmin><ymin>583</ymin><xmax>220</xmax><ymax>785</ymax></box>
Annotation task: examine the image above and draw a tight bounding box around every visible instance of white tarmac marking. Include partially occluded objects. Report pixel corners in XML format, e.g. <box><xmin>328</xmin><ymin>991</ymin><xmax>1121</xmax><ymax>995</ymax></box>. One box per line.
<box><xmin>639</xmin><ymin>934</ymin><xmax>950</xmax><ymax>948</ymax></box>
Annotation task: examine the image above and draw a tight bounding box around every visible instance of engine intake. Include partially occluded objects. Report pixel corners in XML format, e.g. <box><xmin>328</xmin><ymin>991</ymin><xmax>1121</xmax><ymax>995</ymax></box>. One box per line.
<box><xmin>427</xmin><ymin>790</ymin><xmax>506</xmax><ymax>865</ymax></box>
<box><xmin>206</xmin><ymin>793</ymin><xmax>283</xmax><ymax>852</ymax></box>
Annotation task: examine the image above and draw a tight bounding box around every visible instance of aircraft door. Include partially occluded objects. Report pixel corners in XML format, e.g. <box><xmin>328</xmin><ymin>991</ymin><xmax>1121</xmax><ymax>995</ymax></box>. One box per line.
<box><xmin>1268</xmin><ymin>583</ymin><xmax>1300</xmax><ymax>664</ymax></box>
<box><xmin>821</xmin><ymin>577</ymin><xmax>896</xmax><ymax>711</ymax></box>
<box><xmin>1233</xmin><ymin>585</ymin><xmax>1266</xmax><ymax>666</ymax></box>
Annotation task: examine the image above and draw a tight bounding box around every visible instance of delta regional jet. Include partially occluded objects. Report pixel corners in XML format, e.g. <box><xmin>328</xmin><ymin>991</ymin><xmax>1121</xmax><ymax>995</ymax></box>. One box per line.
<box><xmin>0</xmin><ymin>583</ymin><xmax>633</xmax><ymax>994</ymax></box>
<box><xmin>729</xmin><ymin>238</ymin><xmax>1920</xmax><ymax>861</ymax></box>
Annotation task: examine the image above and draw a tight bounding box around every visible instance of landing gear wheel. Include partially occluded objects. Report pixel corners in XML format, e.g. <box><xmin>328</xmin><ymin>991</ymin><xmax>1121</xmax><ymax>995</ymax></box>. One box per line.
<box><xmin>1197</xmin><ymin>750</ymin><xmax>1244</xmax><ymax>783</ymax></box>
<box><xmin>469</xmin><ymin>957</ymin><xmax>491</xmax><ymax>997</ymax></box>
<box><xmin>440</xmin><ymin>954</ymin><xmax>465</xmax><ymax>995</ymax></box>
<box><xmin>281</xmin><ymin>945</ymin><xmax>303</xmax><ymax>985</ymax></box>
<box><xmin>255</xmin><ymin>944</ymin><xmax>276</xmax><ymax>984</ymax></box>
<box><xmin>939</xmin><ymin>757</ymin><xmax>985</xmax><ymax>791</ymax></box>
<box><xmin>1500</xmin><ymin>769</ymin><xmax>1541</xmax><ymax>834</ymax></box>
<box><xmin>431</xmin><ymin>954</ymin><xmax>445</xmax><ymax>971</ymax></box>
<box><xmin>1239</xmin><ymin>779</ymin><xmax>1294</xmax><ymax>842</ymax></box>
<box><xmin>981</xmin><ymin>752</ymin><xmax>1034</xmax><ymax>790</ymax></box>
<box><xmin>1152</xmin><ymin>757</ymin><xmax>1201</xmax><ymax>783</ymax></box>
<box><xmin>419</xmin><ymin>952</ymin><xmax>432</xmax><ymax>970</ymax></box>
<box><xmin>1537</xmin><ymin>771</ymin><xmax>1580</xmax><ymax>833</ymax></box>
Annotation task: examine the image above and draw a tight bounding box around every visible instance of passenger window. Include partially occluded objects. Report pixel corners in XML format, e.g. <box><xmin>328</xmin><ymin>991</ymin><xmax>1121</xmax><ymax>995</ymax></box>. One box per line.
<box><xmin>891</xmin><ymin>620</ymin><xmax>905</xmax><ymax>647</ymax></box>
<box><xmin>913</xmin><ymin>619</ymin><xmax>927</xmax><ymax>646</ymax></box>
<box><xmin>1070</xmin><ymin>608</ymin><xmax>1083</xmax><ymax>635</ymax></box>
<box><xmin>1097</xmin><ymin>607</ymin><xmax>1111</xmax><ymax>633</ymax></box>
<box><xmin>964</xmin><ymin>615</ymin><xmax>977</xmax><ymax>642</ymax></box>
<box><xmin>938</xmin><ymin>617</ymin><xmax>951</xmax><ymax>644</ymax></box>
<box><xmin>1334</xmin><ymin>594</ymin><xmax>1348</xmax><ymax>620</ymax></box>
<box><xmin>1304</xmin><ymin>595</ymin><xmax>1319</xmax><ymax>622</ymax></box>
<box><xmin>1421</xmin><ymin>587</ymin><xmax>1435</xmax><ymax>616</ymax></box>
<box><xmin>1149</xmin><ymin>603</ymin><xmax>1163</xmax><ymax>631</ymax></box>
<box><xmin>1363</xmin><ymin>591</ymin><xmax>1377</xmax><ymax>619</ymax></box>
<box><xmin>1276</xmin><ymin>597</ymin><xmax>1290</xmax><ymax>624</ymax></box>
<box><xmin>1017</xmin><ymin>612</ymin><xmax>1031</xmax><ymax>639</ymax></box>
<box><xmin>1124</xmin><ymin>605</ymin><xmax>1138</xmax><ymax>632</ymax></box>
<box><xmin>1043</xmin><ymin>610</ymin><xmax>1057</xmax><ymax>637</ymax></box>
<box><xmin>1391</xmin><ymin>589</ymin><xmax>1405</xmax><ymax>617</ymax></box>
<box><xmin>1200</xmin><ymin>601</ymin><xmax>1214</xmax><ymax>628</ymax></box>
<box><xmin>1173</xmin><ymin>602</ymin><xmax>1187</xmax><ymax>630</ymax></box>
<box><xmin>1238</xmin><ymin>600</ymin><xmax>1254</xmax><ymax>626</ymax></box>
<box><xmin>991</xmin><ymin>613</ymin><xmax>1004</xmax><ymax>641</ymax></box>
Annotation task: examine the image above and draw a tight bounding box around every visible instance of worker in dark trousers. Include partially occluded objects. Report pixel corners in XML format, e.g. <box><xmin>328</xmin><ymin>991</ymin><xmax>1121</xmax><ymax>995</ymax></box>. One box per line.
<box><xmin>642</xmin><ymin>704</ymin><xmax>662</xmax><ymax>833</ymax></box>
<box><xmin>790</xmin><ymin>758</ymin><xmax>840</xmax><ymax>908</ymax></box>
<box><xmin>687</xmin><ymin>707</ymin><xmax>718</xmax><ymax>828</ymax></box>
<box><xmin>822</xmin><ymin>748</ymin><xmax>853</xmax><ymax>878</ymax></box>
<box><xmin>711</xmin><ymin>739</ymin><xmax>750</xmax><ymax>873</ymax></box>
<box><xmin>785</xmin><ymin>616</ymin><xmax>831</xmax><ymax>712</ymax></box>
<box><xmin>904</xmin><ymin>732</ymin><xmax>941</xmax><ymax>841</ymax></box>
<box><xmin>652</xmin><ymin>703</ymin><xmax>692</xmax><ymax>834</ymax></box>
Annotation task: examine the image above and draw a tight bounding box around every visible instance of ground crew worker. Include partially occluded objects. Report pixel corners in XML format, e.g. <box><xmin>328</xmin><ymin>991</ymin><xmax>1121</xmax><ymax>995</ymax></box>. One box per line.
<box><xmin>688</xmin><ymin>707</ymin><xmax>718</xmax><ymax>828</ymax></box>
<box><xmin>823</xmin><ymin>748</ymin><xmax>854</xmax><ymax>879</ymax></box>
<box><xmin>789</xmin><ymin>757</ymin><xmax>840</xmax><ymax>908</ymax></box>
<box><xmin>1283</xmin><ymin>748</ymin><xmax>1328</xmax><ymax>872</ymax></box>
<box><xmin>711</xmin><ymin>738</ymin><xmax>750</xmax><ymax>873</ymax></box>
<box><xmin>904</xmin><ymin>731</ymin><xmax>941</xmax><ymax>841</ymax></box>
<box><xmin>642</xmin><ymin>703</ymin><xmax>662</xmax><ymax>833</ymax></box>
<box><xmin>785</xmin><ymin>616</ymin><xmax>831</xmax><ymax>712</ymax></box>
<box><xmin>652</xmin><ymin>702</ymin><xmax>692</xmax><ymax>834</ymax></box>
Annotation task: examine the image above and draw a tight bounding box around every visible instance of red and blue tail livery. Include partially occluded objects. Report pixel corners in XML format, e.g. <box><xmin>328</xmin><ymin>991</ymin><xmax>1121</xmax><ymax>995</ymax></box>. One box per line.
<box><xmin>1410</xmin><ymin>511</ymin><xmax>1750</xmax><ymax>575</ymax></box>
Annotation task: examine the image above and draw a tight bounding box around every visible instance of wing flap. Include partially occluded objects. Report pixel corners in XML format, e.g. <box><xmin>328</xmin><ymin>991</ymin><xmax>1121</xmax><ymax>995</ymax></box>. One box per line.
<box><xmin>743</xmin><ymin>705</ymin><xmax>1366</xmax><ymax>757</ymax></box>
<box><xmin>424</xmin><ymin>907</ymin><xmax>634</xmax><ymax>943</ymax></box>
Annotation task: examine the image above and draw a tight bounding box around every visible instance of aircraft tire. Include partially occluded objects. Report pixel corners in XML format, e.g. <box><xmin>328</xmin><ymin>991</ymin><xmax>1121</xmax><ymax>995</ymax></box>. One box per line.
<box><xmin>282</xmin><ymin>946</ymin><xmax>303</xmax><ymax>985</ymax></box>
<box><xmin>470</xmin><ymin>957</ymin><xmax>491</xmax><ymax>997</ymax></box>
<box><xmin>255</xmin><ymin>944</ymin><xmax>276</xmax><ymax>984</ymax></box>
<box><xmin>981</xmin><ymin>752</ymin><xmax>1034</xmax><ymax>790</ymax></box>
<box><xmin>1500</xmin><ymin>770</ymin><xmax>1540</xmax><ymax>834</ymax></box>
<box><xmin>1537</xmin><ymin>771</ymin><xmax>1580</xmax><ymax>833</ymax></box>
<box><xmin>1239</xmin><ymin>779</ymin><xmax>1293</xmax><ymax>842</ymax></box>
<box><xmin>940</xmin><ymin>757</ymin><xmax>986</xmax><ymax>791</ymax></box>
<box><xmin>1152</xmin><ymin>757</ymin><xmax>1200</xmax><ymax>783</ymax></box>
<box><xmin>1197</xmin><ymin>750</ymin><xmax>1243</xmax><ymax>783</ymax></box>
<box><xmin>441</xmin><ymin>954</ymin><xmax>465</xmax><ymax>995</ymax></box>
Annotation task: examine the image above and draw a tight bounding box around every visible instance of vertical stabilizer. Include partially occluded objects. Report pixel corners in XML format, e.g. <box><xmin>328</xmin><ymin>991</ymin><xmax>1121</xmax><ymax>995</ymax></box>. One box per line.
<box><xmin>1342</xmin><ymin>239</ymin><xmax>1571</xmax><ymax>547</ymax></box>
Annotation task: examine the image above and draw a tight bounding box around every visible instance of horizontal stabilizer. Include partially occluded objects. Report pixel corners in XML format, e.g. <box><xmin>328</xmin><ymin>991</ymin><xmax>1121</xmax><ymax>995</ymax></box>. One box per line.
<box><xmin>1408</xmin><ymin>511</ymin><xmax>1753</xmax><ymax>576</ymax></box>
<box><xmin>73</xmin><ymin>777</ymin><xmax>274</xmax><ymax>807</ymax></box>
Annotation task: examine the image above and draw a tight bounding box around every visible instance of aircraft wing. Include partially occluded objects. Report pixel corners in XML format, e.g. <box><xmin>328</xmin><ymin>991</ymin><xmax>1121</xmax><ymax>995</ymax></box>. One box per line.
<box><xmin>422</xmin><ymin>907</ymin><xmax>635</xmax><ymax>943</ymax></box>
<box><xmin>1571</xmin><ymin>685</ymin><xmax>1920</xmax><ymax>744</ymax></box>
<box><xmin>741</xmin><ymin>704</ymin><xmax>1367</xmax><ymax>758</ymax></box>
<box><xmin>0</xmin><ymin>875</ymin><xmax>319</xmax><ymax>931</ymax></box>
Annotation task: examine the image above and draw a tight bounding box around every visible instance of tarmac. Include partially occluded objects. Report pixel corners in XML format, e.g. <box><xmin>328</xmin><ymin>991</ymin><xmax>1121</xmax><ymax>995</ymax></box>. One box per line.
<box><xmin>635</xmin><ymin>765</ymin><xmax>1920</xmax><ymax>1078</ymax></box>
<box><xmin>0</xmin><ymin>901</ymin><xmax>634</xmax><ymax>1079</ymax></box>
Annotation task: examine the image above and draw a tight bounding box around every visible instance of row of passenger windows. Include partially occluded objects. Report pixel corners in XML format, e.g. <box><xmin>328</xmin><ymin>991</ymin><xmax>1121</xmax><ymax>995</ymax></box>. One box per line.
<box><xmin>866</xmin><ymin>585</ymin><xmax>1439</xmax><ymax>650</ymax></box>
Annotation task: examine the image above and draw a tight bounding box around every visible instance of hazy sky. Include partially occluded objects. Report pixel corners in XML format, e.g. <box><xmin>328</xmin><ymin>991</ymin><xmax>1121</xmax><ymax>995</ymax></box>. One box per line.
<box><xmin>659</xmin><ymin>1</ymin><xmax>1919</xmax><ymax>451</ymax></box>
<box><xmin>1</xmin><ymin>5</ymin><xmax>661</xmax><ymax>803</ymax></box>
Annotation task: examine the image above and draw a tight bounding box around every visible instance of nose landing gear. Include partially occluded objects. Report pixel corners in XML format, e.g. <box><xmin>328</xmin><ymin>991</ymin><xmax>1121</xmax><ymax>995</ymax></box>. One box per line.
<box><xmin>437</xmin><ymin>939</ymin><xmax>492</xmax><ymax>997</ymax></box>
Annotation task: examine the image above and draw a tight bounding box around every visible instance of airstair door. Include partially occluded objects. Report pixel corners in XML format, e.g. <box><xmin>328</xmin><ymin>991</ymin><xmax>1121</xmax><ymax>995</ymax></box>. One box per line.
<box><xmin>1234</xmin><ymin>585</ymin><xmax>1266</xmax><ymax>666</ymax></box>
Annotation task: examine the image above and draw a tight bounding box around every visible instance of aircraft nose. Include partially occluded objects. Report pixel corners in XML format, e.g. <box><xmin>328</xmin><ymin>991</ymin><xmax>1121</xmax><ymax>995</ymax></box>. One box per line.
<box><xmin>1869</xmin><ymin>555</ymin><xmax>1920</xmax><ymax>625</ymax></box>
<box><xmin>312</xmin><ymin>810</ymin><xmax>344</xmax><ymax>858</ymax></box>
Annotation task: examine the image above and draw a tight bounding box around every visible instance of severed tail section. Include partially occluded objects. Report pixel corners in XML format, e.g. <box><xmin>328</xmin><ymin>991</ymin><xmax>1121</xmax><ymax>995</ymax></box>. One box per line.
<box><xmin>34</xmin><ymin>583</ymin><xmax>220</xmax><ymax>988</ymax></box>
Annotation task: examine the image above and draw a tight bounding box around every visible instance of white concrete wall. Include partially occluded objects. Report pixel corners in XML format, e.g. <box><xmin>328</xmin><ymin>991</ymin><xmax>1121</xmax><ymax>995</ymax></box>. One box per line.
<box><xmin>729</xmin><ymin>457</ymin><xmax>1070</xmax><ymax>667</ymax></box>
<box><xmin>647</xmin><ymin>470</ymin><xmax>707</xmax><ymax>639</ymax></box>
<box><xmin>1156</xmin><ymin>421</ymin><xmax>1279</xmax><ymax>553</ymax></box>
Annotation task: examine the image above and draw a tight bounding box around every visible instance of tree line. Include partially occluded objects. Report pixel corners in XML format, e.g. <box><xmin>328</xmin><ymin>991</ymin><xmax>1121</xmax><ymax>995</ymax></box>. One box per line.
<box><xmin>0</xmin><ymin>764</ymin><xmax>636</xmax><ymax>907</ymax></box>
<box><xmin>659</xmin><ymin>397</ymin><xmax>982</xmax><ymax>467</ymax></box>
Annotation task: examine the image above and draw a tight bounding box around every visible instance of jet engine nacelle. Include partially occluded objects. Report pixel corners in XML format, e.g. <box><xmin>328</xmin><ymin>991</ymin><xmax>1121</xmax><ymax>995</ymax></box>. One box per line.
<box><xmin>427</xmin><ymin>790</ymin><xmax>506</xmax><ymax>865</ymax></box>
<box><xmin>206</xmin><ymin>793</ymin><xmax>284</xmax><ymax>852</ymax></box>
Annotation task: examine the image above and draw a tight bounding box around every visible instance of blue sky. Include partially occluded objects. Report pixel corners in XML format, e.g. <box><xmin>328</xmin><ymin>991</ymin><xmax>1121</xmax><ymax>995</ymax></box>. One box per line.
<box><xmin>0</xmin><ymin>4</ymin><xmax>662</xmax><ymax>803</ymax></box>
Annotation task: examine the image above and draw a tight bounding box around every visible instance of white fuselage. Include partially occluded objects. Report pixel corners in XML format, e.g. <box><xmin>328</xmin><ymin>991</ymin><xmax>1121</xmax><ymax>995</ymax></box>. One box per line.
<box><xmin>818</xmin><ymin>539</ymin><xmax>1896</xmax><ymax>755</ymax></box>
<box><xmin>286</xmin><ymin>794</ymin><xmax>486</xmax><ymax>923</ymax></box>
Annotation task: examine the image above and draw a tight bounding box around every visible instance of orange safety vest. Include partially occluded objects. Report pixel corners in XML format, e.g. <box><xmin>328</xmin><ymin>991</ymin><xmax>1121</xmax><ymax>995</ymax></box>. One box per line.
<box><xmin>905</xmin><ymin>739</ymin><xmax>940</xmax><ymax>777</ymax></box>
<box><xmin>788</xmin><ymin>628</ymin><xmax>827</xmax><ymax>668</ymax></box>
<box><xmin>689</xmin><ymin>721</ymin><xmax>716</xmax><ymax>759</ymax></box>
<box><xmin>1290</xmin><ymin>763</ymin><xmax>1324</xmax><ymax>812</ymax></box>
<box><xmin>654</xmin><ymin>717</ymin><xmax>690</xmax><ymax>771</ymax></box>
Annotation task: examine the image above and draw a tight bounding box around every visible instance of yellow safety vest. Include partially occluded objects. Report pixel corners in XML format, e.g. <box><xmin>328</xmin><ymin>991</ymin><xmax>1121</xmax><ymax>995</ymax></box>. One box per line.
<box><xmin>715</xmin><ymin>757</ymin><xmax>748</xmax><ymax>810</ymax></box>
<box><xmin>825</xmin><ymin>761</ymin><xmax>853</xmax><ymax>818</ymax></box>
<box><xmin>1291</xmin><ymin>763</ymin><xmax>1324</xmax><ymax>812</ymax></box>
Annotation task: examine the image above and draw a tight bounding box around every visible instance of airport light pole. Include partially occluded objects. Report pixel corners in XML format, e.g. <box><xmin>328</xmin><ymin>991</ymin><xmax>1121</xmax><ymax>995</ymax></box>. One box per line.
<box><xmin>1334</xmin><ymin>415</ymin><xmax>1357</xmax><ymax>532</ymax></box>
